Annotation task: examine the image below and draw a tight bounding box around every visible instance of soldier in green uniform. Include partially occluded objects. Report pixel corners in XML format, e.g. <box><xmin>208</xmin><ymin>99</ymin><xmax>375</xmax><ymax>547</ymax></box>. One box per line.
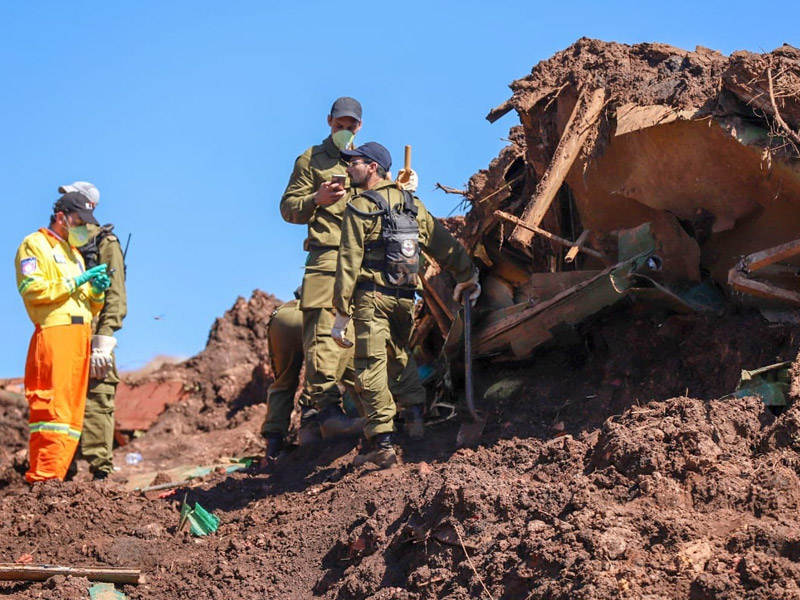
<box><xmin>60</xmin><ymin>181</ymin><xmax>127</xmax><ymax>480</ymax></box>
<box><xmin>280</xmin><ymin>97</ymin><xmax>366</xmax><ymax>438</ymax></box>
<box><xmin>332</xmin><ymin>143</ymin><xmax>481</xmax><ymax>468</ymax></box>
<box><xmin>260</xmin><ymin>297</ymin><xmax>312</xmax><ymax>460</ymax></box>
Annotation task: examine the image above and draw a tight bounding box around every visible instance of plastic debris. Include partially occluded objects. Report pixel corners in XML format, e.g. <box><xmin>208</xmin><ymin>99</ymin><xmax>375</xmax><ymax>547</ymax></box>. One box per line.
<box><xmin>89</xmin><ymin>582</ymin><xmax>127</xmax><ymax>599</ymax></box>
<box><xmin>179</xmin><ymin>497</ymin><xmax>220</xmax><ymax>536</ymax></box>
<box><xmin>125</xmin><ymin>452</ymin><xmax>143</xmax><ymax>465</ymax></box>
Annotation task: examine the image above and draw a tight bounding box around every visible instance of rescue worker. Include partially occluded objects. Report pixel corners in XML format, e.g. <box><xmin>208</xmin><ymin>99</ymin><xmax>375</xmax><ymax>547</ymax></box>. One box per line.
<box><xmin>280</xmin><ymin>97</ymin><xmax>367</xmax><ymax>439</ymax></box>
<box><xmin>260</xmin><ymin>292</ymin><xmax>413</xmax><ymax>463</ymax></box>
<box><xmin>260</xmin><ymin>296</ymin><xmax>313</xmax><ymax>460</ymax></box>
<box><xmin>332</xmin><ymin>142</ymin><xmax>481</xmax><ymax>468</ymax></box>
<box><xmin>15</xmin><ymin>192</ymin><xmax>111</xmax><ymax>482</ymax></box>
<box><xmin>59</xmin><ymin>182</ymin><xmax>127</xmax><ymax>480</ymax></box>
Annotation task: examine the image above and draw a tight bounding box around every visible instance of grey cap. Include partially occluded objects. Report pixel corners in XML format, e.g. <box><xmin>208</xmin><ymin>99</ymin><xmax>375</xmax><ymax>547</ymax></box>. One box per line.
<box><xmin>330</xmin><ymin>97</ymin><xmax>362</xmax><ymax>121</ymax></box>
<box><xmin>58</xmin><ymin>181</ymin><xmax>100</xmax><ymax>207</ymax></box>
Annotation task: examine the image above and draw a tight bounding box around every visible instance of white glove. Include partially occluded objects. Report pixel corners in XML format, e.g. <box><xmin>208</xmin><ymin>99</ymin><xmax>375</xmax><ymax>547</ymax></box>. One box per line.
<box><xmin>331</xmin><ymin>311</ymin><xmax>353</xmax><ymax>349</ymax></box>
<box><xmin>395</xmin><ymin>169</ymin><xmax>418</xmax><ymax>193</ymax></box>
<box><xmin>453</xmin><ymin>269</ymin><xmax>481</xmax><ymax>307</ymax></box>
<box><xmin>90</xmin><ymin>335</ymin><xmax>117</xmax><ymax>380</ymax></box>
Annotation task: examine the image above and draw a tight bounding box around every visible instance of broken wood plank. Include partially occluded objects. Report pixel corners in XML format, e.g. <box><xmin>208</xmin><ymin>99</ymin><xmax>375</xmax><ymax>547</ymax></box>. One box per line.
<box><xmin>729</xmin><ymin>270</ymin><xmax>800</xmax><ymax>307</ymax></box>
<box><xmin>564</xmin><ymin>230</ymin><xmax>590</xmax><ymax>263</ymax></box>
<box><xmin>409</xmin><ymin>313</ymin><xmax>436</xmax><ymax>348</ymax></box>
<box><xmin>741</xmin><ymin>237</ymin><xmax>800</xmax><ymax>273</ymax></box>
<box><xmin>510</xmin><ymin>87</ymin><xmax>606</xmax><ymax>247</ymax></box>
<box><xmin>495</xmin><ymin>210</ymin><xmax>605</xmax><ymax>260</ymax></box>
<box><xmin>0</xmin><ymin>564</ymin><xmax>140</xmax><ymax>585</ymax></box>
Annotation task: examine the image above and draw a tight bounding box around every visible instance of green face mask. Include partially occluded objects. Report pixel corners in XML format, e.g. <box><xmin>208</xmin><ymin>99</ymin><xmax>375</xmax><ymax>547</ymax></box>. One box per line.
<box><xmin>68</xmin><ymin>225</ymin><xmax>89</xmax><ymax>247</ymax></box>
<box><xmin>332</xmin><ymin>129</ymin><xmax>355</xmax><ymax>151</ymax></box>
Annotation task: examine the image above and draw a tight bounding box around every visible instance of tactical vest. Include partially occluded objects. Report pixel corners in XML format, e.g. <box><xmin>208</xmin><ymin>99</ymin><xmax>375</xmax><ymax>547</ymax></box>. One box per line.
<box><xmin>351</xmin><ymin>189</ymin><xmax>421</xmax><ymax>289</ymax></box>
<box><xmin>80</xmin><ymin>224</ymin><xmax>121</xmax><ymax>271</ymax></box>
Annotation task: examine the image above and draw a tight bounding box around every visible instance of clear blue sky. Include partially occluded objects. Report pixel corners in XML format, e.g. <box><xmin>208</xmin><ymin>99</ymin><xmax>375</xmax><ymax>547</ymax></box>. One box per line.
<box><xmin>1</xmin><ymin>1</ymin><xmax>796</xmax><ymax>377</ymax></box>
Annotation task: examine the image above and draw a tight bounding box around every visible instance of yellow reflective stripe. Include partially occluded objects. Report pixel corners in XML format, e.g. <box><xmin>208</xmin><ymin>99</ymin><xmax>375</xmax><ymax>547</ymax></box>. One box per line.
<box><xmin>29</xmin><ymin>422</ymin><xmax>81</xmax><ymax>439</ymax></box>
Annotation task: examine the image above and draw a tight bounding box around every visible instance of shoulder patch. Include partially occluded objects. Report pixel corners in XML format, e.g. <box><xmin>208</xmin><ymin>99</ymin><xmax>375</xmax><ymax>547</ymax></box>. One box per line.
<box><xmin>20</xmin><ymin>257</ymin><xmax>37</xmax><ymax>275</ymax></box>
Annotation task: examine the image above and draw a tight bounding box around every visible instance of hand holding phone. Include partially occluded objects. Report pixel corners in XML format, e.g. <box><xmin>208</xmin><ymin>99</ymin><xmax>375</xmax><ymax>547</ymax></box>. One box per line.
<box><xmin>330</xmin><ymin>174</ymin><xmax>346</xmax><ymax>187</ymax></box>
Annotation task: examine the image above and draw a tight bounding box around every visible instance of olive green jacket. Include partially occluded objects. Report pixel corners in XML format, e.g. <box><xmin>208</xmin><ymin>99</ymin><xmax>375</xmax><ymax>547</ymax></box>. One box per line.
<box><xmin>280</xmin><ymin>135</ymin><xmax>352</xmax><ymax>256</ymax></box>
<box><xmin>333</xmin><ymin>180</ymin><xmax>475</xmax><ymax>317</ymax></box>
<box><xmin>93</xmin><ymin>231</ymin><xmax>127</xmax><ymax>337</ymax></box>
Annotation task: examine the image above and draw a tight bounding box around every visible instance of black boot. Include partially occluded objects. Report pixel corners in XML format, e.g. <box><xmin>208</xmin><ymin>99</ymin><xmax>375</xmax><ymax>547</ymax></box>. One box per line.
<box><xmin>319</xmin><ymin>405</ymin><xmax>365</xmax><ymax>439</ymax></box>
<box><xmin>265</xmin><ymin>434</ymin><xmax>284</xmax><ymax>460</ymax></box>
<box><xmin>405</xmin><ymin>404</ymin><xmax>425</xmax><ymax>440</ymax></box>
<box><xmin>353</xmin><ymin>433</ymin><xmax>397</xmax><ymax>469</ymax></box>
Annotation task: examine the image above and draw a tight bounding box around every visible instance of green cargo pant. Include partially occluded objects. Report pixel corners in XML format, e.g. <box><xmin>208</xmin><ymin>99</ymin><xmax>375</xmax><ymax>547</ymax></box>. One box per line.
<box><xmin>353</xmin><ymin>289</ymin><xmax>426</xmax><ymax>439</ymax></box>
<box><xmin>302</xmin><ymin>306</ymin><xmax>354</xmax><ymax>412</ymax></box>
<box><xmin>80</xmin><ymin>374</ymin><xmax>118</xmax><ymax>476</ymax></box>
<box><xmin>262</xmin><ymin>301</ymin><xmax>313</xmax><ymax>436</ymax></box>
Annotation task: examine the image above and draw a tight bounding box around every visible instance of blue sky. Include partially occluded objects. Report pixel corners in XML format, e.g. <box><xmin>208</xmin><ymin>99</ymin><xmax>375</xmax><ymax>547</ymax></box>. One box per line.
<box><xmin>1</xmin><ymin>1</ymin><xmax>796</xmax><ymax>377</ymax></box>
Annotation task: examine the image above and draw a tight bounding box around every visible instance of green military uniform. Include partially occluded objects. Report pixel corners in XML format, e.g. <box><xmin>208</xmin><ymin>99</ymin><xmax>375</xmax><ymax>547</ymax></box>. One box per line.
<box><xmin>80</xmin><ymin>225</ymin><xmax>127</xmax><ymax>476</ymax></box>
<box><xmin>333</xmin><ymin>180</ymin><xmax>475</xmax><ymax>439</ymax></box>
<box><xmin>261</xmin><ymin>300</ymin><xmax>311</xmax><ymax>437</ymax></box>
<box><xmin>281</xmin><ymin>135</ymin><xmax>356</xmax><ymax>412</ymax></box>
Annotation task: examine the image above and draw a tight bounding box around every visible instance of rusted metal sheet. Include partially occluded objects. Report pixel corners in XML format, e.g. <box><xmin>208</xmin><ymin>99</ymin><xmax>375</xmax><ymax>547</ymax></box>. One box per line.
<box><xmin>115</xmin><ymin>380</ymin><xmax>186</xmax><ymax>431</ymax></box>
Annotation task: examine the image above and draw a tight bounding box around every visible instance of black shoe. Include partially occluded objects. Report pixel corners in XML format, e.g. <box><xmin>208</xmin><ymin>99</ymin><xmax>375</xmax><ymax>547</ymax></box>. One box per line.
<box><xmin>92</xmin><ymin>470</ymin><xmax>110</xmax><ymax>481</ymax></box>
<box><xmin>64</xmin><ymin>460</ymin><xmax>78</xmax><ymax>481</ymax></box>
<box><xmin>405</xmin><ymin>404</ymin><xmax>425</xmax><ymax>440</ymax></box>
<box><xmin>265</xmin><ymin>434</ymin><xmax>284</xmax><ymax>460</ymax></box>
<box><xmin>319</xmin><ymin>405</ymin><xmax>365</xmax><ymax>439</ymax></box>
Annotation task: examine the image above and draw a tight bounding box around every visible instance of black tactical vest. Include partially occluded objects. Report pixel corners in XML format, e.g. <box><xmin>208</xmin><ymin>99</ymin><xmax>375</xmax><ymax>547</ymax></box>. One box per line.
<box><xmin>354</xmin><ymin>190</ymin><xmax>421</xmax><ymax>289</ymax></box>
<box><xmin>80</xmin><ymin>224</ymin><xmax>118</xmax><ymax>269</ymax></box>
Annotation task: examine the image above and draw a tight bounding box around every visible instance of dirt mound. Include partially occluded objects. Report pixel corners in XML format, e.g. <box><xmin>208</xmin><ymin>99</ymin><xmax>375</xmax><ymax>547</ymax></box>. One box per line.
<box><xmin>129</xmin><ymin>289</ymin><xmax>282</xmax><ymax>437</ymax></box>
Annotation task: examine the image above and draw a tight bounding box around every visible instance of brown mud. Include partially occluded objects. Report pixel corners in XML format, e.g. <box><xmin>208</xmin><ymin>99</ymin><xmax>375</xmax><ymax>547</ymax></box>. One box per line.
<box><xmin>3</xmin><ymin>296</ymin><xmax>800</xmax><ymax>599</ymax></box>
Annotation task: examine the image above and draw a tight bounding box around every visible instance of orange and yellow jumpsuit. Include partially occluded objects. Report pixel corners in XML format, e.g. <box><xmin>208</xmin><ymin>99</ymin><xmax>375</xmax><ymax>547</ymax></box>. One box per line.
<box><xmin>15</xmin><ymin>228</ymin><xmax>105</xmax><ymax>482</ymax></box>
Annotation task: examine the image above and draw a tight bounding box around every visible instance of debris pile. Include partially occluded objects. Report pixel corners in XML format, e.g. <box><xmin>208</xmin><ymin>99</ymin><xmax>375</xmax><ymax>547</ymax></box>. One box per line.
<box><xmin>417</xmin><ymin>38</ymin><xmax>800</xmax><ymax>362</ymax></box>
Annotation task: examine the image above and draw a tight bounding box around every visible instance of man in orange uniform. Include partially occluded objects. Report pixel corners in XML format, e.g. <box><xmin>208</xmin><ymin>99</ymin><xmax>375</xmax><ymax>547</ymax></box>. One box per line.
<box><xmin>15</xmin><ymin>193</ymin><xmax>110</xmax><ymax>482</ymax></box>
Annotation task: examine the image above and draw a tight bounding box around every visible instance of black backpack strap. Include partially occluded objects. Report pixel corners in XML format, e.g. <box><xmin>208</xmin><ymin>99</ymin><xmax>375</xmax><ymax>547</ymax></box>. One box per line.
<box><xmin>346</xmin><ymin>190</ymin><xmax>388</xmax><ymax>218</ymax></box>
<box><xmin>361</xmin><ymin>190</ymin><xmax>390</xmax><ymax>212</ymax></box>
<box><xmin>401</xmin><ymin>190</ymin><xmax>418</xmax><ymax>216</ymax></box>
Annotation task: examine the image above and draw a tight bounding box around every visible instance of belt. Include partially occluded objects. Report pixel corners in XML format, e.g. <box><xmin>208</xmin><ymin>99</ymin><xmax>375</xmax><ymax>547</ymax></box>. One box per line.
<box><xmin>357</xmin><ymin>282</ymin><xmax>416</xmax><ymax>299</ymax></box>
<box><xmin>40</xmin><ymin>313</ymin><xmax>88</xmax><ymax>328</ymax></box>
<box><xmin>307</xmin><ymin>243</ymin><xmax>338</xmax><ymax>251</ymax></box>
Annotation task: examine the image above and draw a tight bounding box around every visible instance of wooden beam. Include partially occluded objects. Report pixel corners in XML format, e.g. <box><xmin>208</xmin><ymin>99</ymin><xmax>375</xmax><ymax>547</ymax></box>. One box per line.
<box><xmin>564</xmin><ymin>230</ymin><xmax>590</xmax><ymax>263</ymax></box>
<box><xmin>743</xmin><ymin>237</ymin><xmax>800</xmax><ymax>273</ymax></box>
<box><xmin>510</xmin><ymin>87</ymin><xmax>606</xmax><ymax>247</ymax></box>
<box><xmin>0</xmin><ymin>564</ymin><xmax>140</xmax><ymax>585</ymax></box>
<box><xmin>495</xmin><ymin>210</ymin><xmax>605</xmax><ymax>260</ymax></box>
<box><xmin>729</xmin><ymin>270</ymin><xmax>800</xmax><ymax>306</ymax></box>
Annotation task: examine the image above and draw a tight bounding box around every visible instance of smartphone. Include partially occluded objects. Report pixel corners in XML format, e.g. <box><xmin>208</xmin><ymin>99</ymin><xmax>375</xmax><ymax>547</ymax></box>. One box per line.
<box><xmin>330</xmin><ymin>174</ymin><xmax>347</xmax><ymax>187</ymax></box>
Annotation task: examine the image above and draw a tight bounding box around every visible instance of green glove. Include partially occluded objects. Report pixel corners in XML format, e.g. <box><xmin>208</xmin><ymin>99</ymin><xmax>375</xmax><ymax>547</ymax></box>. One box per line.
<box><xmin>73</xmin><ymin>264</ymin><xmax>107</xmax><ymax>289</ymax></box>
<box><xmin>90</xmin><ymin>273</ymin><xmax>111</xmax><ymax>294</ymax></box>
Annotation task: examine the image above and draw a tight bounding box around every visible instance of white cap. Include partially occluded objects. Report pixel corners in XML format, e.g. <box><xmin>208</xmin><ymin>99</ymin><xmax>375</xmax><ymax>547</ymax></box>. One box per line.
<box><xmin>58</xmin><ymin>181</ymin><xmax>100</xmax><ymax>207</ymax></box>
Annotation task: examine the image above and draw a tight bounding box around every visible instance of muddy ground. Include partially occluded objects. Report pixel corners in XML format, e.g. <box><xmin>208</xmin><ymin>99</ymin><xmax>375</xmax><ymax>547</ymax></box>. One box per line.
<box><xmin>3</xmin><ymin>297</ymin><xmax>800</xmax><ymax>599</ymax></box>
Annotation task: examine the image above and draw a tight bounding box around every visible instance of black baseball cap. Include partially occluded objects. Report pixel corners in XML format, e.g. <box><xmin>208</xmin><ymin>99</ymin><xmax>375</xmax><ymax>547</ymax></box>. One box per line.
<box><xmin>54</xmin><ymin>192</ymin><xmax>99</xmax><ymax>225</ymax></box>
<box><xmin>340</xmin><ymin>142</ymin><xmax>392</xmax><ymax>172</ymax></box>
<box><xmin>330</xmin><ymin>97</ymin><xmax>362</xmax><ymax>121</ymax></box>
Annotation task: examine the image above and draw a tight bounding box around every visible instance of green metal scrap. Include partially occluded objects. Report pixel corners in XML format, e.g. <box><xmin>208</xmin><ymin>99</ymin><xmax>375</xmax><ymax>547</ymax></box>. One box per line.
<box><xmin>731</xmin><ymin>361</ymin><xmax>792</xmax><ymax>407</ymax></box>
<box><xmin>179</xmin><ymin>496</ymin><xmax>220</xmax><ymax>536</ymax></box>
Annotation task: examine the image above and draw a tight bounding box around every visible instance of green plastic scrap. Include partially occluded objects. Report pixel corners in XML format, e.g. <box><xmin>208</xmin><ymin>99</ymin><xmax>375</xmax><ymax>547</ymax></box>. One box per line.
<box><xmin>89</xmin><ymin>583</ymin><xmax>127</xmax><ymax>600</ymax></box>
<box><xmin>732</xmin><ymin>361</ymin><xmax>792</xmax><ymax>407</ymax></box>
<box><xmin>179</xmin><ymin>498</ymin><xmax>220</xmax><ymax>536</ymax></box>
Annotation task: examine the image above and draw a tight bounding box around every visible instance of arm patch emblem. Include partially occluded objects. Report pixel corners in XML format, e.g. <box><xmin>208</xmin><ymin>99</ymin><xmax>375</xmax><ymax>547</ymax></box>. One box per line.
<box><xmin>20</xmin><ymin>257</ymin><xmax>37</xmax><ymax>275</ymax></box>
